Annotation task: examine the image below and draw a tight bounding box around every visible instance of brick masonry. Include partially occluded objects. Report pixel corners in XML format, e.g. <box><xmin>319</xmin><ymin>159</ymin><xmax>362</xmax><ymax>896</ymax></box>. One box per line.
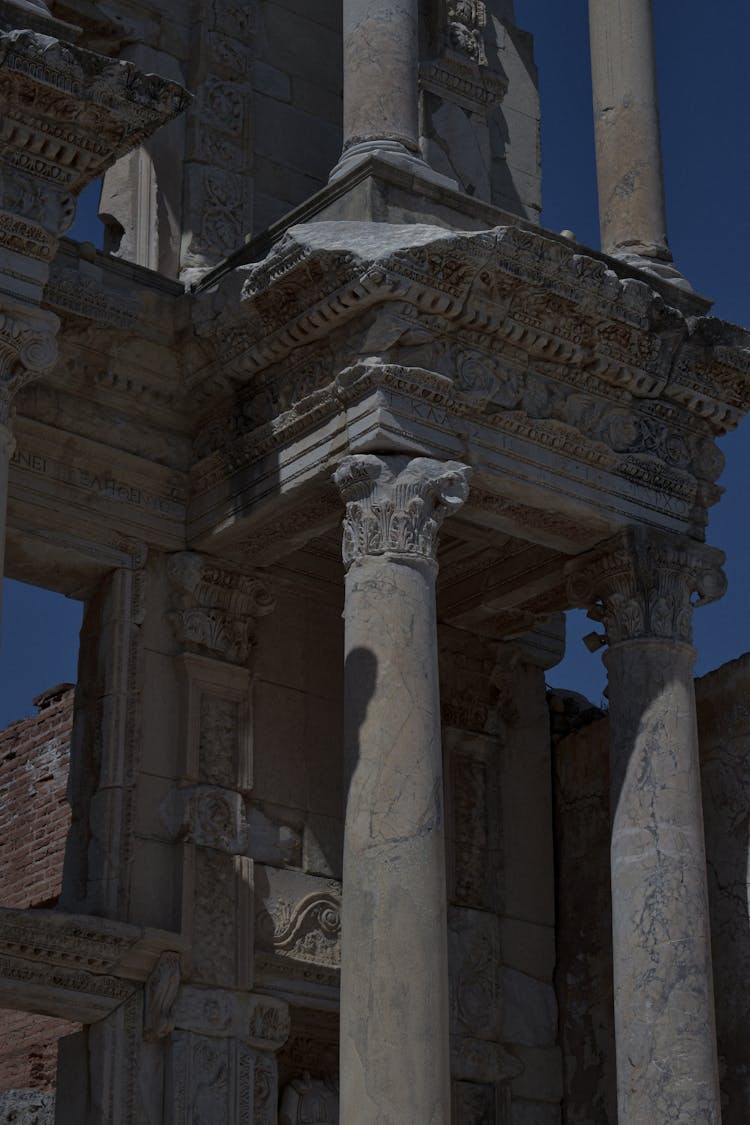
<box><xmin>0</xmin><ymin>684</ymin><xmax>78</xmax><ymax>1093</ymax></box>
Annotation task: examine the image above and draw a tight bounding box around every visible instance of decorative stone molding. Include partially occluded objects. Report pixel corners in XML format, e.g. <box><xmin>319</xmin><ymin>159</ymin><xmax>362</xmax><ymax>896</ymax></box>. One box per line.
<box><xmin>168</xmin><ymin>552</ymin><xmax>275</xmax><ymax>664</ymax></box>
<box><xmin>567</xmin><ymin>527</ymin><xmax>727</xmax><ymax>646</ymax></box>
<box><xmin>143</xmin><ymin>950</ymin><xmax>182</xmax><ymax>1042</ymax></box>
<box><xmin>259</xmin><ymin>892</ymin><xmax>342</xmax><ymax>969</ymax></box>
<box><xmin>188</xmin><ymin>222</ymin><xmax>750</xmax><ymax>538</ymax></box>
<box><xmin>0</xmin><ymin>906</ymin><xmax>187</xmax><ymax>1024</ymax></box>
<box><xmin>0</xmin><ymin>29</ymin><xmax>189</xmax><ymax>198</ymax></box>
<box><xmin>333</xmin><ymin>454</ymin><xmax>472</xmax><ymax>568</ymax></box>
<box><xmin>166</xmin><ymin>1031</ymin><xmax>277</xmax><ymax>1125</ymax></box>
<box><xmin>171</xmin><ymin>987</ymin><xmax>290</xmax><ymax>1051</ymax></box>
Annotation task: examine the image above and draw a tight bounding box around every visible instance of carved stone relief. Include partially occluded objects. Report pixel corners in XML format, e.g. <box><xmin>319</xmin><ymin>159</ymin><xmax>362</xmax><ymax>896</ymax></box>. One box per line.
<box><xmin>166</xmin><ymin>1032</ymin><xmax>276</xmax><ymax>1125</ymax></box>
<box><xmin>181</xmin><ymin>0</ymin><xmax>255</xmax><ymax>273</ymax></box>
<box><xmin>280</xmin><ymin>1073</ymin><xmax>340</xmax><ymax>1125</ymax></box>
<box><xmin>567</xmin><ymin>527</ymin><xmax>727</xmax><ymax>646</ymax></box>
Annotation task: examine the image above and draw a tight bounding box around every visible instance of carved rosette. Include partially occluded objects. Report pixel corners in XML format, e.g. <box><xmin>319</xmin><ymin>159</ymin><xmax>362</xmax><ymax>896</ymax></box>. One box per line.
<box><xmin>567</xmin><ymin>527</ymin><xmax>726</xmax><ymax>646</ymax></box>
<box><xmin>167</xmin><ymin>552</ymin><xmax>275</xmax><ymax>664</ymax></box>
<box><xmin>333</xmin><ymin>454</ymin><xmax>472</xmax><ymax>570</ymax></box>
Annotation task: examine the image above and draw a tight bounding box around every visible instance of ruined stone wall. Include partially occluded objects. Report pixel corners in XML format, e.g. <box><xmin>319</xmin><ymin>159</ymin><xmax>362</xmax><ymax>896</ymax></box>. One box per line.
<box><xmin>553</xmin><ymin>654</ymin><xmax>750</xmax><ymax>1125</ymax></box>
<box><xmin>0</xmin><ymin>684</ymin><xmax>78</xmax><ymax>1097</ymax></box>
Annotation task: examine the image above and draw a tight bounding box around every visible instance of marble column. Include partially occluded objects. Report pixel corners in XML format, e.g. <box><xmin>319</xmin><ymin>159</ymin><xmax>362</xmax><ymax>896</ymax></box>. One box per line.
<box><xmin>588</xmin><ymin>0</ymin><xmax>683</xmax><ymax>281</ymax></box>
<box><xmin>569</xmin><ymin>527</ymin><xmax>725</xmax><ymax>1125</ymax></box>
<box><xmin>334</xmin><ymin>453</ymin><xmax>471</xmax><ymax>1125</ymax></box>
<box><xmin>331</xmin><ymin>0</ymin><xmax>456</xmax><ymax>186</ymax></box>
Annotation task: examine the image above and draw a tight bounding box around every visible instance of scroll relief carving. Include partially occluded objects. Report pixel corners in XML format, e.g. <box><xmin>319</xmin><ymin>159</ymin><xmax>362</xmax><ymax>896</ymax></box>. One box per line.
<box><xmin>167</xmin><ymin>552</ymin><xmax>275</xmax><ymax>664</ymax></box>
<box><xmin>258</xmin><ymin>891</ymin><xmax>342</xmax><ymax>969</ymax></box>
<box><xmin>567</xmin><ymin>527</ymin><xmax>727</xmax><ymax>646</ymax></box>
<box><xmin>334</xmin><ymin>455</ymin><xmax>472</xmax><ymax>568</ymax></box>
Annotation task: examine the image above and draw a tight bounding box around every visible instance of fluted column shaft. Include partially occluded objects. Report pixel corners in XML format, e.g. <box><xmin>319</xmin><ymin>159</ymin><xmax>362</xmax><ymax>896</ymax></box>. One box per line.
<box><xmin>588</xmin><ymin>0</ymin><xmax>671</xmax><ymax>262</ymax></box>
<box><xmin>334</xmin><ymin>454</ymin><xmax>471</xmax><ymax>1125</ymax></box>
<box><xmin>571</xmin><ymin>528</ymin><xmax>725</xmax><ymax>1124</ymax></box>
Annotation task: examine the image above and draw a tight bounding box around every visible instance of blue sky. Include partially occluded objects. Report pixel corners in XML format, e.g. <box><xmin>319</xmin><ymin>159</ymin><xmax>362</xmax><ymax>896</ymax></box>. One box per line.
<box><xmin>0</xmin><ymin>0</ymin><xmax>747</xmax><ymax>723</ymax></box>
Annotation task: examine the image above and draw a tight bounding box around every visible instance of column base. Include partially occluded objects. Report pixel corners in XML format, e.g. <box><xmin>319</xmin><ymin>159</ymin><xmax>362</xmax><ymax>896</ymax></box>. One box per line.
<box><xmin>330</xmin><ymin>140</ymin><xmax>459</xmax><ymax>192</ymax></box>
<box><xmin>609</xmin><ymin>247</ymin><xmax>693</xmax><ymax>292</ymax></box>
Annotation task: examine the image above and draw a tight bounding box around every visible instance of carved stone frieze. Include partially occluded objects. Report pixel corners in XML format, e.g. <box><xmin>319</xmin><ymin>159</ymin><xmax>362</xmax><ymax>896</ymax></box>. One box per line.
<box><xmin>181</xmin><ymin>0</ymin><xmax>254</xmax><ymax>272</ymax></box>
<box><xmin>0</xmin><ymin>29</ymin><xmax>189</xmax><ymax>196</ymax></box>
<box><xmin>168</xmin><ymin>552</ymin><xmax>275</xmax><ymax>664</ymax></box>
<box><xmin>567</xmin><ymin>526</ymin><xmax>727</xmax><ymax>646</ymax></box>
<box><xmin>334</xmin><ymin>454</ymin><xmax>472</xmax><ymax>568</ymax></box>
<box><xmin>259</xmin><ymin>891</ymin><xmax>342</xmax><ymax>969</ymax></box>
<box><xmin>166</xmin><ymin>1032</ymin><xmax>275</xmax><ymax>1125</ymax></box>
<box><xmin>187</xmin><ymin>222</ymin><xmax>750</xmax><ymax>537</ymax></box>
<box><xmin>171</xmin><ymin>986</ymin><xmax>290</xmax><ymax>1051</ymax></box>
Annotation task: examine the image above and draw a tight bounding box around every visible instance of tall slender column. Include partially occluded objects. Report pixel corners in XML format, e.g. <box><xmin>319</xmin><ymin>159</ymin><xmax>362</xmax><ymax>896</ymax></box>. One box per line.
<box><xmin>331</xmin><ymin>0</ymin><xmax>457</xmax><ymax>186</ymax></box>
<box><xmin>569</xmin><ymin>527</ymin><xmax>725</xmax><ymax>1124</ymax></box>
<box><xmin>334</xmin><ymin>454</ymin><xmax>471</xmax><ymax>1125</ymax></box>
<box><xmin>588</xmin><ymin>0</ymin><xmax>683</xmax><ymax>280</ymax></box>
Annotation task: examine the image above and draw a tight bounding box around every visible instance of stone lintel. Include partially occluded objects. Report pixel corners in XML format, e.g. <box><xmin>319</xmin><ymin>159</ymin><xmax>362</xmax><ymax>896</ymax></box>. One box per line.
<box><xmin>0</xmin><ymin>905</ymin><xmax>187</xmax><ymax>1024</ymax></box>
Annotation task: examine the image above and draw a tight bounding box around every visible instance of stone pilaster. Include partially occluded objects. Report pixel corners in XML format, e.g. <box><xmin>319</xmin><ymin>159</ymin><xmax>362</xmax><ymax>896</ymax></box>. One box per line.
<box><xmin>568</xmin><ymin>527</ymin><xmax>725</xmax><ymax>1125</ymax></box>
<box><xmin>331</xmin><ymin>0</ymin><xmax>456</xmax><ymax>186</ymax></box>
<box><xmin>334</xmin><ymin>453</ymin><xmax>471</xmax><ymax>1125</ymax></box>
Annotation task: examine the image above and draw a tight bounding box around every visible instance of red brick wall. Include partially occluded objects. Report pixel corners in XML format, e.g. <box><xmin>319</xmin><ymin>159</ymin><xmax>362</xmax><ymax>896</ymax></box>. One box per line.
<box><xmin>0</xmin><ymin>684</ymin><xmax>78</xmax><ymax>1091</ymax></box>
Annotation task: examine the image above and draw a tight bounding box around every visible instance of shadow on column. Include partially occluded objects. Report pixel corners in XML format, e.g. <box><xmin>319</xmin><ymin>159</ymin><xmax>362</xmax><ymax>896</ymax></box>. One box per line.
<box><xmin>342</xmin><ymin>646</ymin><xmax>377</xmax><ymax>802</ymax></box>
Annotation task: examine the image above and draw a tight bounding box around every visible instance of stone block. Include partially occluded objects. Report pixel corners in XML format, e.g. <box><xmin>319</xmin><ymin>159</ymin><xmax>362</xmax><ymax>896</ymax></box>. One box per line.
<box><xmin>511</xmin><ymin>1099</ymin><xmax>562</xmax><ymax>1125</ymax></box>
<box><xmin>499</xmin><ymin>919</ymin><xmax>555</xmax><ymax>981</ymax></box>
<box><xmin>254</xmin><ymin>60</ymin><xmax>292</xmax><ymax>103</ymax></box>
<box><xmin>501</xmin><ymin>969</ymin><xmax>558</xmax><ymax>1048</ymax></box>
<box><xmin>509</xmin><ymin>1045</ymin><xmax>563</xmax><ymax>1104</ymax></box>
<box><xmin>254</xmin><ymin>93</ymin><xmax>341</xmax><ymax>185</ymax></box>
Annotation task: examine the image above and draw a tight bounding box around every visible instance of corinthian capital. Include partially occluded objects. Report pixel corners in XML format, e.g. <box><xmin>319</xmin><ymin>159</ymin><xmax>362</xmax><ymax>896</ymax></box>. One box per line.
<box><xmin>567</xmin><ymin>527</ymin><xmax>726</xmax><ymax>646</ymax></box>
<box><xmin>333</xmin><ymin>454</ymin><xmax>472</xmax><ymax>569</ymax></box>
<box><xmin>167</xmin><ymin>553</ymin><xmax>276</xmax><ymax>665</ymax></box>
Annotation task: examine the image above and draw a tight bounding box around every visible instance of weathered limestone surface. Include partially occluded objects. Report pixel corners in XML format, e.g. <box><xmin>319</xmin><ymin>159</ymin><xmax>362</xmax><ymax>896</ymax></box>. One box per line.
<box><xmin>696</xmin><ymin>654</ymin><xmax>750</xmax><ymax>1123</ymax></box>
<box><xmin>335</xmin><ymin>453</ymin><xmax>470</xmax><ymax>1125</ymax></box>
<box><xmin>551</xmin><ymin>706</ymin><xmax>616</xmax><ymax>1125</ymax></box>
<box><xmin>568</xmin><ymin>528</ymin><xmax>727</xmax><ymax>1125</ymax></box>
<box><xmin>588</xmin><ymin>0</ymin><xmax>683</xmax><ymax>284</ymax></box>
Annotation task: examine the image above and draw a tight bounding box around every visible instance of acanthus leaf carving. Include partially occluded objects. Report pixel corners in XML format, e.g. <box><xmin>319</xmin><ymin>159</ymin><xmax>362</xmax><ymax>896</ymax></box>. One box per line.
<box><xmin>334</xmin><ymin>454</ymin><xmax>472</xmax><ymax>568</ymax></box>
<box><xmin>167</xmin><ymin>552</ymin><xmax>275</xmax><ymax>664</ymax></box>
<box><xmin>566</xmin><ymin>527</ymin><xmax>727</xmax><ymax>646</ymax></box>
<box><xmin>258</xmin><ymin>890</ymin><xmax>342</xmax><ymax>969</ymax></box>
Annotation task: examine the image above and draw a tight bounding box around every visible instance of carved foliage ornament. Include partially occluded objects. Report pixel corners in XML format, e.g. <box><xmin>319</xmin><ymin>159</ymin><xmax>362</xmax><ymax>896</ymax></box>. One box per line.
<box><xmin>167</xmin><ymin>552</ymin><xmax>275</xmax><ymax>664</ymax></box>
<box><xmin>566</xmin><ymin>527</ymin><xmax>726</xmax><ymax>646</ymax></box>
<box><xmin>334</xmin><ymin>454</ymin><xmax>472</xmax><ymax>568</ymax></box>
<box><xmin>447</xmin><ymin>0</ymin><xmax>487</xmax><ymax>65</ymax></box>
